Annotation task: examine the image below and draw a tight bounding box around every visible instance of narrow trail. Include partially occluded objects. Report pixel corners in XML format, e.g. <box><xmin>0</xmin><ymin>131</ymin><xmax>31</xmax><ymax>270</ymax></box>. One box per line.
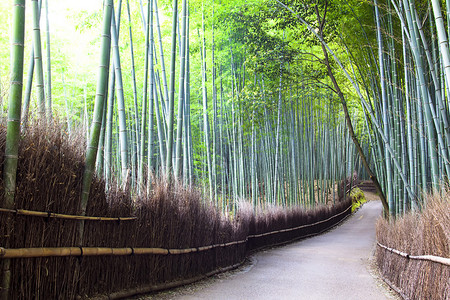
<box><xmin>147</xmin><ymin>198</ymin><xmax>398</xmax><ymax>300</ymax></box>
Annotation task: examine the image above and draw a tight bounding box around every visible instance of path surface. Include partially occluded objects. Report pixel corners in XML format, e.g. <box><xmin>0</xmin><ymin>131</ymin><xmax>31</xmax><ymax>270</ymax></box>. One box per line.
<box><xmin>146</xmin><ymin>200</ymin><xmax>397</xmax><ymax>300</ymax></box>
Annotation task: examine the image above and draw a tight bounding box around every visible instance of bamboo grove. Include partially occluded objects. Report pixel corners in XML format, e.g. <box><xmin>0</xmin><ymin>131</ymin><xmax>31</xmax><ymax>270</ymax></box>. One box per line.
<box><xmin>1</xmin><ymin>0</ymin><xmax>449</xmax><ymax>297</ymax></box>
<box><xmin>3</xmin><ymin>0</ymin><xmax>449</xmax><ymax>239</ymax></box>
<box><xmin>271</xmin><ymin>0</ymin><xmax>450</xmax><ymax>217</ymax></box>
<box><xmin>1</xmin><ymin>0</ymin><xmax>364</xmax><ymax>221</ymax></box>
<box><xmin>357</xmin><ymin>0</ymin><xmax>450</xmax><ymax>216</ymax></box>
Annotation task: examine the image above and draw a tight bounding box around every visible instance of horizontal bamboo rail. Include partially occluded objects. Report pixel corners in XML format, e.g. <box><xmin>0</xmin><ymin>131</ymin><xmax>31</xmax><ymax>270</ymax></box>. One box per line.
<box><xmin>0</xmin><ymin>204</ymin><xmax>351</xmax><ymax>259</ymax></box>
<box><xmin>377</xmin><ymin>242</ymin><xmax>450</xmax><ymax>266</ymax></box>
<box><xmin>248</xmin><ymin>204</ymin><xmax>352</xmax><ymax>238</ymax></box>
<box><xmin>0</xmin><ymin>240</ymin><xmax>249</xmax><ymax>259</ymax></box>
<box><xmin>0</xmin><ymin>207</ymin><xmax>136</xmax><ymax>221</ymax></box>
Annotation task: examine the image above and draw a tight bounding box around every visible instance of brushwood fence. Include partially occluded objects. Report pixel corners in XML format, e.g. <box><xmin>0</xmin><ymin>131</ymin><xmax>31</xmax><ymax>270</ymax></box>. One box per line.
<box><xmin>376</xmin><ymin>197</ymin><xmax>450</xmax><ymax>300</ymax></box>
<box><xmin>0</xmin><ymin>124</ymin><xmax>354</xmax><ymax>299</ymax></box>
<box><xmin>376</xmin><ymin>242</ymin><xmax>450</xmax><ymax>300</ymax></box>
<box><xmin>0</xmin><ymin>197</ymin><xmax>352</xmax><ymax>299</ymax></box>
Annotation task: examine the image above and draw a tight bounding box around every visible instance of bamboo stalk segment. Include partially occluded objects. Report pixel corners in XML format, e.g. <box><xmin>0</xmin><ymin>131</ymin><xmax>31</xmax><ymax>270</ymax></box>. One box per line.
<box><xmin>132</xmin><ymin>248</ymin><xmax>169</xmax><ymax>255</ymax></box>
<box><xmin>0</xmin><ymin>247</ymin><xmax>82</xmax><ymax>258</ymax></box>
<box><xmin>168</xmin><ymin>248</ymin><xmax>196</xmax><ymax>255</ymax></box>
<box><xmin>197</xmin><ymin>245</ymin><xmax>214</xmax><ymax>251</ymax></box>
<box><xmin>0</xmin><ymin>207</ymin><xmax>136</xmax><ymax>221</ymax></box>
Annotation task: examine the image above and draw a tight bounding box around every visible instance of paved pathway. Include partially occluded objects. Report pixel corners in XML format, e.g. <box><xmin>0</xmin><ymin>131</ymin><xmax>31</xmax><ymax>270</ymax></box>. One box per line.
<box><xmin>148</xmin><ymin>200</ymin><xmax>397</xmax><ymax>300</ymax></box>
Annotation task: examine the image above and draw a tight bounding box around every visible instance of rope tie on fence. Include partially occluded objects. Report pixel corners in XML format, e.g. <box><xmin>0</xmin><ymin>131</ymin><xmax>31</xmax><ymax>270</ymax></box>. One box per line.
<box><xmin>45</xmin><ymin>211</ymin><xmax>52</xmax><ymax>222</ymax></box>
<box><xmin>377</xmin><ymin>242</ymin><xmax>450</xmax><ymax>266</ymax></box>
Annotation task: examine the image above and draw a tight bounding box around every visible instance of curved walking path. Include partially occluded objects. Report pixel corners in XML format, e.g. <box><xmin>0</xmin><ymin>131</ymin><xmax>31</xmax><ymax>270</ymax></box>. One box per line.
<box><xmin>149</xmin><ymin>200</ymin><xmax>398</xmax><ymax>300</ymax></box>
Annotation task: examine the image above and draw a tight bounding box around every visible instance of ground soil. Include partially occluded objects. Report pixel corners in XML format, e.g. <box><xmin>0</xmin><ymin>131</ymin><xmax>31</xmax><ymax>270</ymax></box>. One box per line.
<box><xmin>138</xmin><ymin>193</ymin><xmax>400</xmax><ymax>300</ymax></box>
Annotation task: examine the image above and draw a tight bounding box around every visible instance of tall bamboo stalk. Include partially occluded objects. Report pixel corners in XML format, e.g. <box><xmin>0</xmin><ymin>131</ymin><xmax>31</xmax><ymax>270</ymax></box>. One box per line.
<box><xmin>79</xmin><ymin>0</ymin><xmax>113</xmax><ymax>244</ymax></box>
<box><xmin>110</xmin><ymin>4</ymin><xmax>129</xmax><ymax>182</ymax></box>
<box><xmin>44</xmin><ymin>0</ymin><xmax>52</xmax><ymax>119</ymax></box>
<box><xmin>174</xmin><ymin>0</ymin><xmax>187</xmax><ymax>178</ymax></box>
<box><xmin>165</xmin><ymin>0</ymin><xmax>178</xmax><ymax>175</ymax></box>
<box><xmin>1</xmin><ymin>2</ymin><xmax>26</xmax><ymax>298</ymax></box>
<box><xmin>31</xmin><ymin>0</ymin><xmax>46</xmax><ymax>119</ymax></box>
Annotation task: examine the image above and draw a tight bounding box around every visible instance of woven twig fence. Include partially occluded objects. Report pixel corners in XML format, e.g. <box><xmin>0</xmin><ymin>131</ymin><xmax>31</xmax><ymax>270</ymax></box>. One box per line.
<box><xmin>0</xmin><ymin>204</ymin><xmax>352</xmax><ymax>259</ymax></box>
<box><xmin>376</xmin><ymin>242</ymin><xmax>450</xmax><ymax>300</ymax></box>
<box><xmin>0</xmin><ymin>201</ymin><xmax>352</xmax><ymax>299</ymax></box>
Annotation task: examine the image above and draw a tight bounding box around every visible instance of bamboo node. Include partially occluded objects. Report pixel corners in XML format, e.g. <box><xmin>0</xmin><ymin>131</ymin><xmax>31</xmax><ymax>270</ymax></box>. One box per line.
<box><xmin>7</xmin><ymin>117</ymin><xmax>21</xmax><ymax>122</ymax></box>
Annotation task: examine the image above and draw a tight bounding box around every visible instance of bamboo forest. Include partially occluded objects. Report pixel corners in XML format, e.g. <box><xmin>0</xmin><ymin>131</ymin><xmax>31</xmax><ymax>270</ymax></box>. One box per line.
<box><xmin>0</xmin><ymin>0</ymin><xmax>448</xmax><ymax>299</ymax></box>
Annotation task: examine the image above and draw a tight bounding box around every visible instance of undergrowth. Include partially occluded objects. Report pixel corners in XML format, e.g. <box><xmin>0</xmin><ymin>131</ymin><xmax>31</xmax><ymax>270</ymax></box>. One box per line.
<box><xmin>350</xmin><ymin>187</ymin><xmax>366</xmax><ymax>212</ymax></box>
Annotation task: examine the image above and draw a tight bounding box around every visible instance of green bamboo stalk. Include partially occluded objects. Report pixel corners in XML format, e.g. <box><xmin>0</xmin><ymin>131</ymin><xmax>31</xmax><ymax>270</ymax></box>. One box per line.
<box><xmin>174</xmin><ymin>0</ymin><xmax>187</xmax><ymax>178</ymax></box>
<box><xmin>154</xmin><ymin>70</ymin><xmax>166</xmax><ymax>169</ymax></box>
<box><xmin>21</xmin><ymin>47</ymin><xmax>35</xmax><ymax>128</ymax></box>
<box><xmin>184</xmin><ymin>6</ymin><xmax>193</xmax><ymax>186</ymax></box>
<box><xmin>79</xmin><ymin>0</ymin><xmax>113</xmax><ymax>244</ymax></box>
<box><xmin>44</xmin><ymin>0</ymin><xmax>52</xmax><ymax>119</ymax></box>
<box><xmin>104</xmin><ymin>67</ymin><xmax>115</xmax><ymax>185</ymax></box>
<box><xmin>1</xmin><ymin>1</ymin><xmax>26</xmax><ymax>298</ymax></box>
<box><xmin>31</xmin><ymin>0</ymin><xmax>46</xmax><ymax>120</ymax></box>
<box><xmin>202</xmin><ymin>7</ymin><xmax>214</xmax><ymax>201</ymax></box>
<box><xmin>375</xmin><ymin>0</ymin><xmax>394</xmax><ymax>215</ymax></box>
<box><xmin>154</xmin><ymin>0</ymin><xmax>169</xmax><ymax>113</ymax></box>
<box><xmin>61</xmin><ymin>72</ymin><xmax>72</xmax><ymax>136</ymax></box>
<box><xmin>147</xmin><ymin>0</ymin><xmax>155</xmax><ymax>191</ymax></box>
<box><xmin>165</xmin><ymin>0</ymin><xmax>178</xmax><ymax>175</ymax></box>
<box><xmin>110</xmin><ymin>5</ymin><xmax>129</xmax><ymax>181</ymax></box>
<box><xmin>139</xmin><ymin>0</ymin><xmax>151</xmax><ymax>186</ymax></box>
<box><xmin>431</xmin><ymin>0</ymin><xmax>450</xmax><ymax>100</ymax></box>
<box><xmin>126</xmin><ymin>0</ymin><xmax>140</xmax><ymax>158</ymax></box>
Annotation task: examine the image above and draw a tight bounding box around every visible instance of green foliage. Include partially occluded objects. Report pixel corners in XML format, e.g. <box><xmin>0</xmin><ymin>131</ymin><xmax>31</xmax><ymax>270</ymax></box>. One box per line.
<box><xmin>350</xmin><ymin>187</ymin><xmax>366</xmax><ymax>212</ymax></box>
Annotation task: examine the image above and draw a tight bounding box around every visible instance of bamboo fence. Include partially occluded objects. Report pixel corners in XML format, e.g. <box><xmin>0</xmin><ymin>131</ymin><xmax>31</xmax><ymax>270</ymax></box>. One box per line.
<box><xmin>377</xmin><ymin>243</ymin><xmax>450</xmax><ymax>266</ymax></box>
<box><xmin>0</xmin><ymin>204</ymin><xmax>352</xmax><ymax>260</ymax></box>
<box><xmin>0</xmin><ymin>197</ymin><xmax>352</xmax><ymax>299</ymax></box>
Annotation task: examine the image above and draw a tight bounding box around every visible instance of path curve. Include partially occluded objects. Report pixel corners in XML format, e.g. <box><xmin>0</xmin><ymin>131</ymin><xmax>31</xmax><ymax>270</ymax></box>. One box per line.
<box><xmin>147</xmin><ymin>200</ymin><xmax>397</xmax><ymax>300</ymax></box>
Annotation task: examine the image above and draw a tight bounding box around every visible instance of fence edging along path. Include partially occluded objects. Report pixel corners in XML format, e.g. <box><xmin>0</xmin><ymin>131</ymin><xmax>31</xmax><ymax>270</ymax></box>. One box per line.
<box><xmin>376</xmin><ymin>242</ymin><xmax>450</xmax><ymax>300</ymax></box>
<box><xmin>376</xmin><ymin>242</ymin><xmax>450</xmax><ymax>266</ymax></box>
<box><xmin>92</xmin><ymin>203</ymin><xmax>354</xmax><ymax>300</ymax></box>
<box><xmin>0</xmin><ymin>204</ymin><xmax>352</xmax><ymax>259</ymax></box>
